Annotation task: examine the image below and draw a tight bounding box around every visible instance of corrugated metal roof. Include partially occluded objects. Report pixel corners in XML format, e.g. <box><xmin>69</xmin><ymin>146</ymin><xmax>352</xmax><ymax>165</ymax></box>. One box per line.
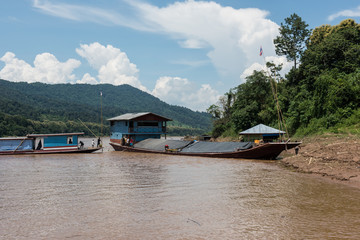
<box><xmin>239</xmin><ymin>124</ymin><xmax>285</xmax><ymax>135</ymax></box>
<box><xmin>107</xmin><ymin>112</ymin><xmax>172</xmax><ymax>121</ymax></box>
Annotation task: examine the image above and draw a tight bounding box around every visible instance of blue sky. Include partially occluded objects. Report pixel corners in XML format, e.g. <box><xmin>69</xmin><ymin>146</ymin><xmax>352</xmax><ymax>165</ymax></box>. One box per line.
<box><xmin>1</xmin><ymin>0</ymin><xmax>359</xmax><ymax>111</ymax></box>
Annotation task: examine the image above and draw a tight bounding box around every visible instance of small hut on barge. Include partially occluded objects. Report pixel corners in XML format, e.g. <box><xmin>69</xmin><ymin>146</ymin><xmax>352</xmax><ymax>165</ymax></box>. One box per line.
<box><xmin>239</xmin><ymin>124</ymin><xmax>285</xmax><ymax>143</ymax></box>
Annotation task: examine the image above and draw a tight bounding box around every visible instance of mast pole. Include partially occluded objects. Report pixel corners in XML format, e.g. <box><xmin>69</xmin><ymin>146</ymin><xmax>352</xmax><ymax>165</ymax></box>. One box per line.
<box><xmin>260</xmin><ymin>46</ymin><xmax>289</xmax><ymax>141</ymax></box>
<box><xmin>78</xmin><ymin>118</ymin><xmax>98</xmax><ymax>138</ymax></box>
<box><xmin>100</xmin><ymin>91</ymin><xmax>103</xmax><ymax>138</ymax></box>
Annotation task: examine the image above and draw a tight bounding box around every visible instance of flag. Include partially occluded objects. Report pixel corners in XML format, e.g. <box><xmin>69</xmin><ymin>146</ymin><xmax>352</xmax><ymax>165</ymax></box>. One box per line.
<box><xmin>259</xmin><ymin>46</ymin><xmax>263</xmax><ymax>56</ymax></box>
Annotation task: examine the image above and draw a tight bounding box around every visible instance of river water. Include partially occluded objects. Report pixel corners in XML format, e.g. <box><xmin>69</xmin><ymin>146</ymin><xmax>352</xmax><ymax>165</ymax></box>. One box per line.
<box><xmin>1</xmin><ymin>139</ymin><xmax>360</xmax><ymax>239</ymax></box>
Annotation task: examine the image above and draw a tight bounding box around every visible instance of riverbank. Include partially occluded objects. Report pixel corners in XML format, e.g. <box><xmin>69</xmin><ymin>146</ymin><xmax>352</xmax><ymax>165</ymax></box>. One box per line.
<box><xmin>280</xmin><ymin>134</ymin><xmax>360</xmax><ymax>189</ymax></box>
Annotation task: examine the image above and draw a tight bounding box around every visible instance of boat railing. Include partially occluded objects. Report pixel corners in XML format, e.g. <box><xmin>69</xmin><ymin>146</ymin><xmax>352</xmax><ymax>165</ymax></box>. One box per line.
<box><xmin>128</xmin><ymin>127</ymin><xmax>166</xmax><ymax>133</ymax></box>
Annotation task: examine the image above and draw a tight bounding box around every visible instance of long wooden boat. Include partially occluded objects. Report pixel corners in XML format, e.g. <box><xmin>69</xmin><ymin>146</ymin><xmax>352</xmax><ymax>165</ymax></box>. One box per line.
<box><xmin>109</xmin><ymin>139</ymin><xmax>300</xmax><ymax>160</ymax></box>
<box><xmin>0</xmin><ymin>133</ymin><xmax>101</xmax><ymax>155</ymax></box>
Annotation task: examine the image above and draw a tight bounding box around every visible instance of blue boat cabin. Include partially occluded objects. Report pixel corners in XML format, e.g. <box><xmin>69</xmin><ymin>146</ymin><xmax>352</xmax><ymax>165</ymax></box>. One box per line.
<box><xmin>108</xmin><ymin>112</ymin><xmax>172</xmax><ymax>144</ymax></box>
<box><xmin>0</xmin><ymin>133</ymin><xmax>84</xmax><ymax>153</ymax></box>
<box><xmin>27</xmin><ymin>133</ymin><xmax>83</xmax><ymax>151</ymax></box>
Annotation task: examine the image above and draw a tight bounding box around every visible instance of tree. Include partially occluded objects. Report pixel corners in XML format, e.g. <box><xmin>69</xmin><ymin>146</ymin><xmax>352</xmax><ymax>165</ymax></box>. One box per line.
<box><xmin>230</xmin><ymin>70</ymin><xmax>275</xmax><ymax>131</ymax></box>
<box><xmin>209</xmin><ymin>19</ymin><xmax>360</xmax><ymax>138</ymax></box>
<box><xmin>302</xmin><ymin>19</ymin><xmax>360</xmax><ymax>77</ymax></box>
<box><xmin>273</xmin><ymin>13</ymin><xmax>311</xmax><ymax>69</ymax></box>
<box><xmin>207</xmin><ymin>104</ymin><xmax>221</xmax><ymax>119</ymax></box>
<box><xmin>219</xmin><ymin>90</ymin><xmax>235</xmax><ymax>119</ymax></box>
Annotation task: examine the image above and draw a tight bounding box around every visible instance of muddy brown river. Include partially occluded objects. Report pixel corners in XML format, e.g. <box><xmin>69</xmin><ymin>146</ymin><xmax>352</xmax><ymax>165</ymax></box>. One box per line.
<box><xmin>1</xmin><ymin>139</ymin><xmax>360</xmax><ymax>239</ymax></box>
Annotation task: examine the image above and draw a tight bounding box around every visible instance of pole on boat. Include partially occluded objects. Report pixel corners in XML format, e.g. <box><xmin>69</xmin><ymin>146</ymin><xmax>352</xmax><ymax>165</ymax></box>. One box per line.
<box><xmin>78</xmin><ymin>118</ymin><xmax>98</xmax><ymax>139</ymax></box>
<box><xmin>100</xmin><ymin>91</ymin><xmax>103</xmax><ymax>139</ymax></box>
<box><xmin>13</xmin><ymin>138</ymin><xmax>27</xmax><ymax>153</ymax></box>
<box><xmin>260</xmin><ymin>46</ymin><xmax>289</xmax><ymax>141</ymax></box>
<box><xmin>100</xmin><ymin>91</ymin><xmax>103</xmax><ymax>152</ymax></box>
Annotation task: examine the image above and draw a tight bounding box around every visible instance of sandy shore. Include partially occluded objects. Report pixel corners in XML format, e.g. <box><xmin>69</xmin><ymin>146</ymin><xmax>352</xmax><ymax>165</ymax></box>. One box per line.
<box><xmin>280</xmin><ymin>134</ymin><xmax>360</xmax><ymax>189</ymax></box>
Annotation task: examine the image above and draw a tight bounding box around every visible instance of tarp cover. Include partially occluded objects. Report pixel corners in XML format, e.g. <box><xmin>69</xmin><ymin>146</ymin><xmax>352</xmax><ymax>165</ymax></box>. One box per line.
<box><xmin>134</xmin><ymin>139</ymin><xmax>253</xmax><ymax>153</ymax></box>
<box><xmin>181</xmin><ymin>141</ymin><xmax>253</xmax><ymax>153</ymax></box>
<box><xmin>134</xmin><ymin>139</ymin><xmax>192</xmax><ymax>151</ymax></box>
<box><xmin>0</xmin><ymin>139</ymin><xmax>33</xmax><ymax>151</ymax></box>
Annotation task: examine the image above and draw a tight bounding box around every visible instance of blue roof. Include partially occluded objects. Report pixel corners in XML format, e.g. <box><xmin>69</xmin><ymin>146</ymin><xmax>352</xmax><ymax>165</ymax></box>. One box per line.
<box><xmin>239</xmin><ymin>124</ymin><xmax>285</xmax><ymax>135</ymax></box>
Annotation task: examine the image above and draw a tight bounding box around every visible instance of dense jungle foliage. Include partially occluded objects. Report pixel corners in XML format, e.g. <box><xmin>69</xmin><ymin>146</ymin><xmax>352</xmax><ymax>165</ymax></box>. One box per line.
<box><xmin>208</xmin><ymin>17</ymin><xmax>360</xmax><ymax>138</ymax></box>
<box><xmin>0</xmin><ymin>81</ymin><xmax>211</xmax><ymax>137</ymax></box>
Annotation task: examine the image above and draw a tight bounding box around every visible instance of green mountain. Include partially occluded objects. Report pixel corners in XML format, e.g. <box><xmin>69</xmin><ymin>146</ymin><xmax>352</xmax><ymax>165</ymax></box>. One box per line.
<box><xmin>0</xmin><ymin>79</ymin><xmax>212</xmax><ymax>137</ymax></box>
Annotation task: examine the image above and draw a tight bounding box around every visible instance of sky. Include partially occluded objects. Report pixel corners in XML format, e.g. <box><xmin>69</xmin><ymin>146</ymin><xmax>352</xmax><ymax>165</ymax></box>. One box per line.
<box><xmin>1</xmin><ymin>0</ymin><xmax>359</xmax><ymax>112</ymax></box>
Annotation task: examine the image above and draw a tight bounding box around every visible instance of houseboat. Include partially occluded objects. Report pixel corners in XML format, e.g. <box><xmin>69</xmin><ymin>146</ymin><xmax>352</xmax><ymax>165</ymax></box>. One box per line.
<box><xmin>0</xmin><ymin>132</ymin><xmax>101</xmax><ymax>155</ymax></box>
<box><xmin>108</xmin><ymin>113</ymin><xmax>301</xmax><ymax>160</ymax></box>
<box><xmin>108</xmin><ymin>112</ymin><xmax>171</xmax><ymax>144</ymax></box>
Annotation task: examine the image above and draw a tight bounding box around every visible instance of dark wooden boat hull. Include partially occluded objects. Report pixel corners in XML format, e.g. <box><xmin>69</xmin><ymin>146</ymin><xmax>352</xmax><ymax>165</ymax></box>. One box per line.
<box><xmin>0</xmin><ymin>147</ymin><xmax>102</xmax><ymax>155</ymax></box>
<box><xmin>109</xmin><ymin>142</ymin><xmax>300</xmax><ymax>160</ymax></box>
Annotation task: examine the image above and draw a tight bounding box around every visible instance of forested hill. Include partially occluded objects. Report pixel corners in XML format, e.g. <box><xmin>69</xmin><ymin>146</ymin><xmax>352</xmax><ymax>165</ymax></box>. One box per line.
<box><xmin>0</xmin><ymin>79</ymin><xmax>212</xmax><ymax>137</ymax></box>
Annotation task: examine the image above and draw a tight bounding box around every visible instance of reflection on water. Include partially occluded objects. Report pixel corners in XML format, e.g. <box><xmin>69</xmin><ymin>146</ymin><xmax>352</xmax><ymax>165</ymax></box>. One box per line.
<box><xmin>1</xmin><ymin>144</ymin><xmax>360</xmax><ymax>239</ymax></box>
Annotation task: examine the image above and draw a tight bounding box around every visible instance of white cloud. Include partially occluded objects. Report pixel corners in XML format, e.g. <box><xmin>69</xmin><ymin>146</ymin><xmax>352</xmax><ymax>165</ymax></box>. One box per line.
<box><xmin>152</xmin><ymin>76</ymin><xmax>220</xmax><ymax>111</ymax></box>
<box><xmin>76</xmin><ymin>73</ymin><xmax>98</xmax><ymax>84</ymax></box>
<box><xmin>152</xmin><ymin>76</ymin><xmax>192</xmax><ymax>101</ymax></box>
<box><xmin>32</xmin><ymin>0</ymin><xmax>154</xmax><ymax>31</ymax></box>
<box><xmin>188</xmin><ymin>84</ymin><xmax>221</xmax><ymax>111</ymax></box>
<box><xmin>240</xmin><ymin>62</ymin><xmax>264</xmax><ymax>80</ymax></box>
<box><xmin>34</xmin><ymin>0</ymin><xmax>121</xmax><ymax>25</ymax></box>
<box><xmin>0</xmin><ymin>52</ymin><xmax>80</xmax><ymax>84</ymax></box>
<box><xmin>76</xmin><ymin>42</ymin><xmax>147</xmax><ymax>91</ymax></box>
<box><xmin>131</xmin><ymin>1</ymin><xmax>280</xmax><ymax>82</ymax></box>
<box><xmin>0</xmin><ymin>42</ymin><xmax>145</xmax><ymax>89</ymax></box>
<box><xmin>241</xmin><ymin>55</ymin><xmax>292</xmax><ymax>80</ymax></box>
<box><xmin>76</xmin><ymin>42</ymin><xmax>124</xmax><ymax>70</ymax></box>
<box><xmin>178</xmin><ymin>39</ymin><xmax>209</xmax><ymax>49</ymax></box>
<box><xmin>328</xmin><ymin>5</ymin><xmax>360</xmax><ymax>21</ymax></box>
<box><xmin>33</xmin><ymin>0</ymin><xmax>281</xmax><ymax>84</ymax></box>
<box><xmin>22</xmin><ymin>0</ymin><xmax>289</xmax><ymax>110</ymax></box>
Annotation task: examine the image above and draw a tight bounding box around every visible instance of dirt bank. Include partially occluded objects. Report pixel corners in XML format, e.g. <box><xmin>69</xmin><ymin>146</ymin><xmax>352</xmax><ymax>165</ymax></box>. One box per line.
<box><xmin>280</xmin><ymin>134</ymin><xmax>360</xmax><ymax>189</ymax></box>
